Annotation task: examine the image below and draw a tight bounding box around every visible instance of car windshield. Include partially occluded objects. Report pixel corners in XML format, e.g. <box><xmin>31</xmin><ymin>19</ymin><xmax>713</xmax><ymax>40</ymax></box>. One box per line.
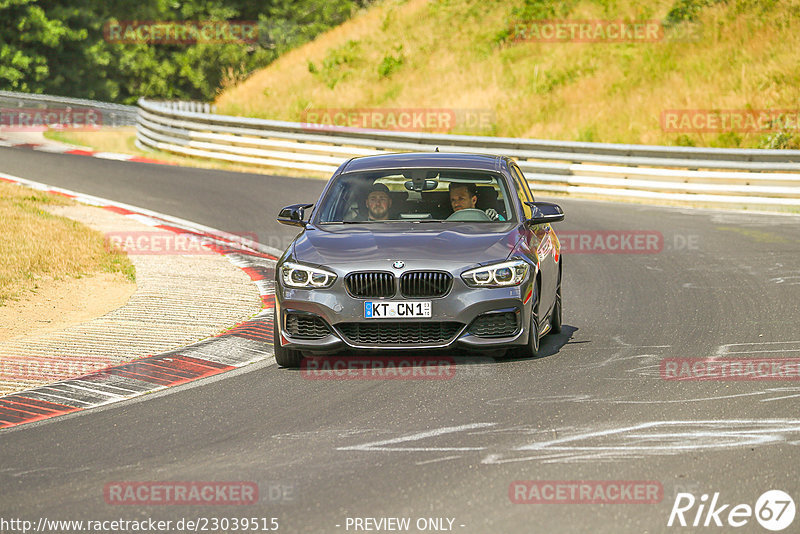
<box><xmin>315</xmin><ymin>169</ymin><xmax>515</xmax><ymax>224</ymax></box>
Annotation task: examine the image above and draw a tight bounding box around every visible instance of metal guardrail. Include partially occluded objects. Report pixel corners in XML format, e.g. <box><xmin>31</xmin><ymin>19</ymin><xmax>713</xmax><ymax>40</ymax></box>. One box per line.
<box><xmin>136</xmin><ymin>98</ymin><xmax>800</xmax><ymax>207</ymax></box>
<box><xmin>0</xmin><ymin>90</ymin><xmax>138</xmax><ymax>127</ymax></box>
<box><xmin>5</xmin><ymin>90</ymin><xmax>796</xmax><ymax>207</ymax></box>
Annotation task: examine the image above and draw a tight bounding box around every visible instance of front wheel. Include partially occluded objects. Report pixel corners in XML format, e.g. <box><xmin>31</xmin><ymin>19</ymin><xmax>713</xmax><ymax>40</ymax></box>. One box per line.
<box><xmin>273</xmin><ymin>327</ymin><xmax>303</xmax><ymax>368</ymax></box>
<box><xmin>550</xmin><ymin>272</ymin><xmax>562</xmax><ymax>334</ymax></box>
<box><xmin>514</xmin><ymin>290</ymin><xmax>541</xmax><ymax>359</ymax></box>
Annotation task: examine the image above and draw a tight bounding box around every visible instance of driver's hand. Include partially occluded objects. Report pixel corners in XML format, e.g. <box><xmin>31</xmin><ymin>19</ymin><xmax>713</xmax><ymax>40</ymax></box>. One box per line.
<box><xmin>485</xmin><ymin>208</ymin><xmax>500</xmax><ymax>221</ymax></box>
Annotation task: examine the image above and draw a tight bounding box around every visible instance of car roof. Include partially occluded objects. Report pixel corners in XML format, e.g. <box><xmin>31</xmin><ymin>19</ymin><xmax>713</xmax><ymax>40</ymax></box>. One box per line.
<box><xmin>340</xmin><ymin>152</ymin><xmax>504</xmax><ymax>174</ymax></box>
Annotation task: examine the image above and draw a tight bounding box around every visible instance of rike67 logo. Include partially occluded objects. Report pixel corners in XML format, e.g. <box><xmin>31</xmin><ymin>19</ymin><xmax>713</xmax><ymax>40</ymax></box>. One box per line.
<box><xmin>668</xmin><ymin>490</ymin><xmax>795</xmax><ymax>531</ymax></box>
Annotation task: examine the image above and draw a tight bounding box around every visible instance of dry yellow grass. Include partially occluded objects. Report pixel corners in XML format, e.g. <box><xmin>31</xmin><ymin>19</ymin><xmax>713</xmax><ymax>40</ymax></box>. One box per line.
<box><xmin>0</xmin><ymin>182</ymin><xmax>135</xmax><ymax>305</ymax></box>
<box><xmin>216</xmin><ymin>0</ymin><xmax>800</xmax><ymax>148</ymax></box>
<box><xmin>45</xmin><ymin>128</ymin><xmax>139</xmax><ymax>155</ymax></box>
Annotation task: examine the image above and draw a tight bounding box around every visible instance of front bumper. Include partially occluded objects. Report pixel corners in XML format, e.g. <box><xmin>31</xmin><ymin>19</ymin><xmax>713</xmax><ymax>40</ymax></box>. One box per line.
<box><xmin>275</xmin><ymin>281</ymin><xmax>534</xmax><ymax>352</ymax></box>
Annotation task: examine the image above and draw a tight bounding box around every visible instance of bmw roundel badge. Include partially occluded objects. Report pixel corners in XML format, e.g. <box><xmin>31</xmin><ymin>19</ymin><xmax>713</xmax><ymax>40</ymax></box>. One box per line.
<box><xmin>392</xmin><ymin>261</ymin><xmax>405</xmax><ymax>269</ymax></box>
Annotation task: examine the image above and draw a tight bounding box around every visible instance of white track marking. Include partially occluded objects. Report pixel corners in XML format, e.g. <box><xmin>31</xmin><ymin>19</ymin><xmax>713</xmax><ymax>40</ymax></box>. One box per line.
<box><xmin>126</xmin><ymin>214</ymin><xmax>163</xmax><ymax>226</ymax></box>
<box><xmin>93</xmin><ymin>152</ymin><xmax>134</xmax><ymax>160</ymax></box>
<box><xmin>337</xmin><ymin>423</ymin><xmax>496</xmax><ymax>452</ymax></box>
<box><xmin>762</xmin><ymin>393</ymin><xmax>800</xmax><ymax>402</ymax></box>
<box><xmin>481</xmin><ymin>419</ymin><xmax>800</xmax><ymax>464</ymax></box>
<box><xmin>56</xmin><ymin>383</ymin><xmax>127</xmax><ymax>399</ymax></box>
<box><xmin>18</xmin><ymin>390</ymin><xmax>93</xmax><ymax>406</ymax></box>
<box><xmin>717</xmin><ymin>340</ymin><xmax>800</xmax><ymax>356</ymax></box>
<box><xmin>414</xmin><ymin>455</ymin><xmax>463</xmax><ymax>466</ymax></box>
<box><xmin>488</xmin><ymin>386</ymin><xmax>800</xmax><ymax>406</ymax></box>
<box><xmin>336</xmin><ymin>420</ymin><xmax>800</xmax><ymax>465</ymax></box>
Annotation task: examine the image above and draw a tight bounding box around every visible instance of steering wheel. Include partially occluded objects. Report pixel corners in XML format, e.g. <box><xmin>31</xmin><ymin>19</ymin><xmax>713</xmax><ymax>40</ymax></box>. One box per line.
<box><xmin>446</xmin><ymin>208</ymin><xmax>491</xmax><ymax>222</ymax></box>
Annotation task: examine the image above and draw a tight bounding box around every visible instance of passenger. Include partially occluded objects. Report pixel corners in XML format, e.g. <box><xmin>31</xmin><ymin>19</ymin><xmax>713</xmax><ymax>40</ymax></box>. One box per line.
<box><xmin>448</xmin><ymin>182</ymin><xmax>503</xmax><ymax>220</ymax></box>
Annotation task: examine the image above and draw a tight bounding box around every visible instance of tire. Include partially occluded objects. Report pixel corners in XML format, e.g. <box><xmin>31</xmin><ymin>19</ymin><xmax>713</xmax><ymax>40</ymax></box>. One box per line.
<box><xmin>514</xmin><ymin>288</ymin><xmax>541</xmax><ymax>359</ymax></box>
<box><xmin>550</xmin><ymin>271</ymin><xmax>562</xmax><ymax>334</ymax></box>
<box><xmin>273</xmin><ymin>326</ymin><xmax>303</xmax><ymax>368</ymax></box>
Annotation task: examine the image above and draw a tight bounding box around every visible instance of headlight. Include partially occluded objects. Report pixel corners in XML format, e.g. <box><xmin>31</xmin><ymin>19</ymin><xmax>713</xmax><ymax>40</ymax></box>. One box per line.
<box><xmin>281</xmin><ymin>262</ymin><xmax>337</xmax><ymax>289</ymax></box>
<box><xmin>461</xmin><ymin>259</ymin><xmax>529</xmax><ymax>288</ymax></box>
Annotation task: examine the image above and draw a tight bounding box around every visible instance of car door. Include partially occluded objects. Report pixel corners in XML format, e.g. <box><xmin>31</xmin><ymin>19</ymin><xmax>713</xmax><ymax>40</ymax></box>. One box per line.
<box><xmin>509</xmin><ymin>162</ymin><xmax>558</xmax><ymax>323</ymax></box>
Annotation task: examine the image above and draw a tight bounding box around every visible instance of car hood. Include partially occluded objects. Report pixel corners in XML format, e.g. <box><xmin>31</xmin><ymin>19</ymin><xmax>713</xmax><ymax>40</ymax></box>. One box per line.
<box><xmin>292</xmin><ymin>223</ymin><xmax>522</xmax><ymax>267</ymax></box>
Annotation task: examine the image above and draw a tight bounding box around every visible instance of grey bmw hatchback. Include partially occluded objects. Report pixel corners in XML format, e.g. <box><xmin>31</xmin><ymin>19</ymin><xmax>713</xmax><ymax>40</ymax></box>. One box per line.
<box><xmin>274</xmin><ymin>152</ymin><xmax>564</xmax><ymax>368</ymax></box>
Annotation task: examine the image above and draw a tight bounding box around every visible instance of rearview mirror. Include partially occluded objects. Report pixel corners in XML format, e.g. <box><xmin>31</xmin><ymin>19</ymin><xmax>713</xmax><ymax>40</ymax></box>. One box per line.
<box><xmin>277</xmin><ymin>203</ymin><xmax>314</xmax><ymax>227</ymax></box>
<box><xmin>524</xmin><ymin>201</ymin><xmax>564</xmax><ymax>226</ymax></box>
<box><xmin>404</xmin><ymin>179</ymin><xmax>438</xmax><ymax>192</ymax></box>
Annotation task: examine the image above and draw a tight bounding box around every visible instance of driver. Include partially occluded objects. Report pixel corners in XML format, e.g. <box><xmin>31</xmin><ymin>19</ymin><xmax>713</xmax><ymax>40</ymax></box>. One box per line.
<box><xmin>448</xmin><ymin>182</ymin><xmax>503</xmax><ymax>220</ymax></box>
<box><xmin>360</xmin><ymin>183</ymin><xmax>393</xmax><ymax>221</ymax></box>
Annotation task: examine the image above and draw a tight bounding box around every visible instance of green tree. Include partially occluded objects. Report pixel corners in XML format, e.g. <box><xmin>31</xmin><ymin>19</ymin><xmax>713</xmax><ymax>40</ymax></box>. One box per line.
<box><xmin>0</xmin><ymin>0</ymin><xmax>372</xmax><ymax>103</ymax></box>
<box><xmin>0</xmin><ymin>0</ymin><xmax>86</xmax><ymax>92</ymax></box>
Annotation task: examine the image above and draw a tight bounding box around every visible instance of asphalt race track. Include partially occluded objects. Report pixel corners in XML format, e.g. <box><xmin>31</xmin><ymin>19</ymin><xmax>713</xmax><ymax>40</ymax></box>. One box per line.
<box><xmin>2</xmin><ymin>147</ymin><xmax>800</xmax><ymax>533</ymax></box>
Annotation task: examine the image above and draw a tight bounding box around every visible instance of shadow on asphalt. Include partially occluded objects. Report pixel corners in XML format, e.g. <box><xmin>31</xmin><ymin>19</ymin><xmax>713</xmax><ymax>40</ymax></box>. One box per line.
<box><xmin>499</xmin><ymin>324</ymin><xmax>578</xmax><ymax>362</ymax></box>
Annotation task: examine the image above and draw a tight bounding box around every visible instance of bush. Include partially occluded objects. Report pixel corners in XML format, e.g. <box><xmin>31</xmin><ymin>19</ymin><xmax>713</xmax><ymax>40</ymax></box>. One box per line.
<box><xmin>759</xmin><ymin>132</ymin><xmax>799</xmax><ymax>149</ymax></box>
<box><xmin>312</xmin><ymin>39</ymin><xmax>363</xmax><ymax>88</ymax></box>
<box><xmin>377</xmin><ymin>46</ymin><xmax>404</xmax><ymax>78</ymax></box>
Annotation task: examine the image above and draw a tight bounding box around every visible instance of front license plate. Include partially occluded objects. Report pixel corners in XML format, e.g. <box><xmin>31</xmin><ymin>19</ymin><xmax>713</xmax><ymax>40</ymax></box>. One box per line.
<box><xmin>365</xmin><ymin>301</ymin><xmax>431</xmax><ymax>318</ymax></box>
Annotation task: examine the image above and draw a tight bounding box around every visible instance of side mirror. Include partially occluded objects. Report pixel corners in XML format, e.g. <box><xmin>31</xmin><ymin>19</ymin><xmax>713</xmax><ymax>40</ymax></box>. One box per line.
<box><xmin>277</xmin><ymin>203</ymin><xmax>314</xmax><ymax>227</ymax></box>
<box><xmin>524</xmin><ymin>201</ymin><xmax>564</xmax><ymax>225</ymax></box>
